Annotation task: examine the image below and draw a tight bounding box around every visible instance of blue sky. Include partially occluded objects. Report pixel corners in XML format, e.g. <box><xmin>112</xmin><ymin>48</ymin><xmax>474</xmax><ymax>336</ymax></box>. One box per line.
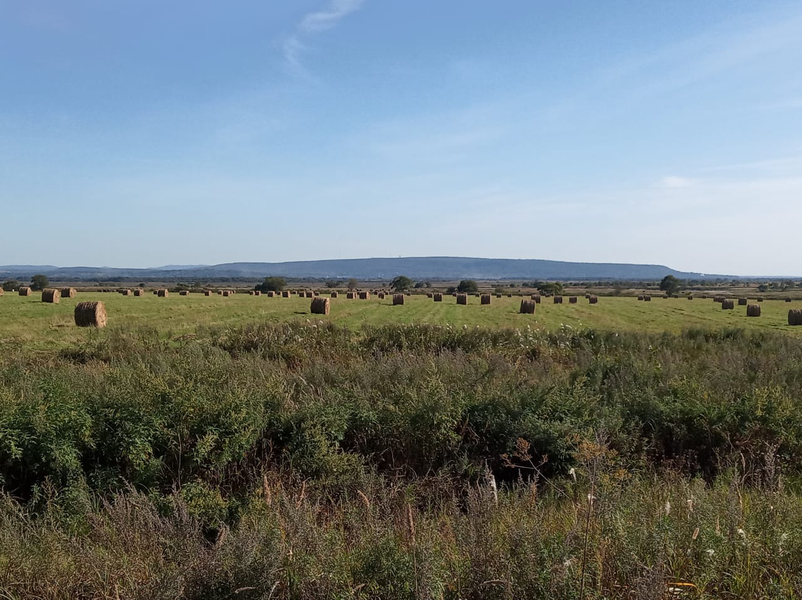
<box><xmin>1</xmin><ymin>0</ymin><xmax>801</xmax><ymax>275</ymax></box>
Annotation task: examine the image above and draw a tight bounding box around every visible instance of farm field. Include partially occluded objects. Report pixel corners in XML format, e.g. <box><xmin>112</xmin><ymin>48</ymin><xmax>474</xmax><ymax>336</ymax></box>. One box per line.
<box><xmin>2</xmin><ymin>291</ymin><xmax>802</xmax><ymax>350</ymax></box>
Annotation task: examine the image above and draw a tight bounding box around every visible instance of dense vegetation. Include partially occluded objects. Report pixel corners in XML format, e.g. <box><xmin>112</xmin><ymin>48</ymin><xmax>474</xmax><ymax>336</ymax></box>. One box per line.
<box><xmin>2</xmin><ymin>322</ymin><xmax>802</xmax><ymax>598</ymax></box>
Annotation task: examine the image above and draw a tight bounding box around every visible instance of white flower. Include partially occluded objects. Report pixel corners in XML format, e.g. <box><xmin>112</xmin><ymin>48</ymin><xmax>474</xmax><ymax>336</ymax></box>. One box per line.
<box><xmin>569</xmin><ymin>468</ymin><xmax>576</xmax><ymax>482</ymax></box>
<box><xmin>737</xmin><ymin>528</ymin><xmax>746</xmax><ymax>538</ymax></box>
<box><xmin>706</xmin><ymin>549</ymin><xmax>715</xmax><ymax>556</ymax></box>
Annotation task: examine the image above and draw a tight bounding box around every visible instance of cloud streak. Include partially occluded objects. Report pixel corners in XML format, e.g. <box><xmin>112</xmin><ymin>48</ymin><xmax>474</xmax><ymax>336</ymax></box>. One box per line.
<box><xmin>282</xmin><ymin>0</ymin><xmax>366</xmax><ymax>77</ymax></box>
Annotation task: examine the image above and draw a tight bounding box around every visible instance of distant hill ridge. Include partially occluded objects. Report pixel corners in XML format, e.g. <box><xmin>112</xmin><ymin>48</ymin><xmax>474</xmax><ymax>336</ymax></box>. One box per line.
<box><xmin>0</xmin><ymin>256</ymin><xmax>716</xmax><ymax>281</ymax></box>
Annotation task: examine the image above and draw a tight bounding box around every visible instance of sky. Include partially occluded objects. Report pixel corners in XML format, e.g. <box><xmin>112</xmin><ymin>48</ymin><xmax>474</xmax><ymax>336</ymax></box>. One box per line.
<box><xmin>1</xmin><ymin>1</ymin><xmax>801</xmax><ymax>275</ymax></box>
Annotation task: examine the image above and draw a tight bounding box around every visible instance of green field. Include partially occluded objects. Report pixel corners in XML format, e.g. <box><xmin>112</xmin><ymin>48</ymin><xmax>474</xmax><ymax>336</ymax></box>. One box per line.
<box><xmin>2</xmin><ymin>291</ymin><xmax>801</xmax><ymax>350</ymax></box>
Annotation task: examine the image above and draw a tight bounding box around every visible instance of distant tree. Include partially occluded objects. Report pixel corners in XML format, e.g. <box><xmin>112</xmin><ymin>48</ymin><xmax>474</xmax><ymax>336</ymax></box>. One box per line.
<box><xmin>391</xmin><ymin>276</ymin><xmax>414</xmax><ymax>292</ymax></box>
<box><xmin>325</xmin><ymin>280</ymin><xmax>339</xmax><ymax>289</ymax></box>
<box><xmin>256</xmin><ymin>276</ymin><xmax>287</xmax><ymax>292</ymax></box>
<box><xmin>659</xmin><ymin>275</ymin><xmax>681</xmax><ymax>296</ymax></box>
<box><xmin>457</xmin><ymin>280</ymin><xmax>479</xmax><ymax>293</ymax></box>
<box><xmin>445</xmin><ymin>286</ymin><xmax>456</xmax><ymax>294</ymax></box>
<box><xmin>30</xmin><ymin>274</ymin><xmax>49</xmax><ymax>291</ymax></box>
<box><xmin>347</xmin><ymin>278</ymin><xmax>359</xmax><ymax>291</ymax></box>
<box><xmin>414</xmin><ymin>281</ymin><xmax>426</xmax><ymax>289</ymax></box>
<box><xmin>494</xmin><ymin>286</ymin><xmax>505</xmax><ymax>294</ymax></box>
<box><xmin>2</xmin><ymin>280</ymin><xmax>20</xmax><ymax>292</ymax></box>
<box><xmin>537</xmin><ymin>281</ymin><xmax>563</xmax><ymax>295</ymax></box>
<box><xmin>758</xmin><ymin>283</ymin><xmax>768</xmax><ymax>293</ymax></box>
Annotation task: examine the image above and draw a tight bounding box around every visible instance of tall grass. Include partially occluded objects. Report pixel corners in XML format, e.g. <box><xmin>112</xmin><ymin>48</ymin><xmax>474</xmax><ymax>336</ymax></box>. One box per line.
<box><xmin>1</xmin><ymin>323</ymin><xmax>802</xmax><ymax>597</ymax></box>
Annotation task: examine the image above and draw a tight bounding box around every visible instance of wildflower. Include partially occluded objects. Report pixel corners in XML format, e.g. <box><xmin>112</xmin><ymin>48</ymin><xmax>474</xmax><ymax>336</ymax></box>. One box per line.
<box><xmin>706</xmin><ymin>549</ymin><xmax>715</xmax><ymax>556</ymax></box>
<box><xmin>569</xmin><ymin>468</ymin><xmax>576</xmax><ymax>482</ymax></box>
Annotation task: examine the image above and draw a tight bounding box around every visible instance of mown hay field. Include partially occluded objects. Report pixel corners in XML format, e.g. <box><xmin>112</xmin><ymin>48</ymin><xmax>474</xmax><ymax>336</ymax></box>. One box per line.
<box><xmin>2</xmin><ymin>292</ymin><xmax>802</xmax><ymax>350</ymax></box>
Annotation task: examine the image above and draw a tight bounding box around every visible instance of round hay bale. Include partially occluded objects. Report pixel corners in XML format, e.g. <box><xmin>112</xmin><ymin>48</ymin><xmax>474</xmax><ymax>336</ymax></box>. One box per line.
<box><xmin>282</xmin><ymin>291</ymin><xmax>290</xmax><ymax>298</ymax></box>
<box><xmin>133</xmin><ymin>289</ymin><xmax>145</xmax><ymax>297</ymax></box>
<box><xmin>738</xmin><ymin>298</ymin><xmax>747</xmax><ymax>306</ymax></box>
<box><xmin>61</xmin><ymin>287</ymin><xmax>77</xmax><ymax>298</ymax></box>
<box><xmin>42</xmin><ymin>289</ymin><xmax>61</xmax><ymax>304</ymax></box>
<box><xmin>204</xmin><ymin>290</ymin><xmax>212</xmax><ymax>296</ymax></box>
<box><xmin>433</xmin><ymin>293</ymin><xmax>443</xmax><ymax>302</ymax></box>
<box><xmin>378</xmin><ymin>292</ymin><xmax>385</xmax><ymax>299</ymax></box>
<box><xmin>310</xmin><ymin>297</ymin><xmax>330</xmax><ymax>315</ymax></box>
<box><xmin>553</xmin><ymin>295</ymin><xmax>563</xmax><ymax>304</ymax></box>
<box><xmin>179</xmin><ymin>290</ymin><xmax>189</xmax><ymax>296</ymax></box>
<box><xmin>426</xmin><ymin>292</ymin><xmax>433</xmax><ymax>298</ymax></box>
<box><xmin>346</xmin><ymin>292</ymin><xmax>356</xmax><ymax>299</ymax></box>
<box><xmin>330</xmin><ymin>291</ymin><xmax>338</xmax><ymax>298</ymax></box>
<box><xmin>687</xmin><ymin>295</ymin><xmax>693</xmax><ymax>300</ymax></box>
<box><xmin>120</xmin><ymin>289</ymin><xmax>132</xmax><ymax>296</ymax></box>
<box><xmin>359</xmin><ymin>291</ymin><xmax>370</xmax><ymax>300</ymax></box>
<box><xmin>158</xmin><ymin>289</ymin><xmax>169</xmax><ymax>298</ymax></box>
<box><xmin>456</xmin><ymin>294</ymin><xmax>468</xmax><ymax>305</ymax></box>
<box><xmin>222</xmin><ymin>290</ymin><xmax>231</xmax><ymax>297</ymax></box>
<box><xmin>306</xmin><ymin>291</ymin><xmax>314</xmax><ymax>298</ymax></box>
<box><xmin>267</xmin><ymin>291</ymin><xmax>275</xmax><ymax>297</ymax></box>
<box><xmin>520</xmin><ymin>299</ymin><xmax>536</xmax><ymax>314</ymax></box>
<box><xmin>746</xmin><ymin>304</ymin><xmax>761</xmax><ymax>317</ymax></box>
<box><xmin>313</xmin><ymin>291</ymin><xmax>319</xmax><ymax>297</ymax></box>
<box><xmin>19</xmin><ymin>287</ymin><xmax>32</xmax><ymax>296</ymax></box>
<box><xmin>154</xmin><ymin>290</ymin><xmax>159</xmax><ymax>295</ymax></box>
<box><xmin>721</xmin><ymin>299</ymin><xmax>734</xmax><ymax>310</ymax></box>
<box><xmin>393</xmin><ymin>293</ymin><xmax>405</xmax><ymax>305</ymax></box>
<box><xmin>481</xmin><ymin>294</ymin><xmax>491</xmax><ymax>305</ymax></box>
<box><xmin>589</xmin><ymin>295</ymin><xmax>598</xmax><ymax>304</ymax></box>
<box><xmin>757</xmin><ymin>297</ymin><xmax>764</xmax><ymax>302</ymax></box>
<box><xmin>788</xmin><ymin>309</ymin><xmax>802</xmax><ymax>326</ymax></box>
<box><xmin>74</xmin><ymin>301</ymin><xmax>107</xmax><ymax>328</ymax></box>
<box><xmin>217</xmin><ymin>290</ymin><xmax>223</xmax><ymax>295</ymax></box>
<box><xmin>249</xmin><ymin>290</ymin><xmax>255</xmax><ymax>296</ymax></box>
<box><xmin>786</xmin><ymin>298</ymin><xmax>793</xmax><ymax>303</ymax></box>
<box><xmin>569</xmin><ymin>296</ymin><xmax>578</xmax><ymax>304</ymax></box>
<box><xmin>644</xmin><ymin>296</ymin><xmax>651</xmax><ymax>302</ymax></box>
<box><xmin>507</xmin><ymin>294</ymin><xmax>512</xmax><ymax>298</ymax></box>
<box><xmin>637</xmin><ymin>295</ymin><xmax>644</xmax><ymax>301</ymax></box>
<box><xmin>713</xmin><ymin>296</ymin><xmax>725</xmax><ymax>303</ymax></box>
<box><xmin>254</xmin><ymin>291</ymin><xmax>261</xmax><ymax>296</ymax></box>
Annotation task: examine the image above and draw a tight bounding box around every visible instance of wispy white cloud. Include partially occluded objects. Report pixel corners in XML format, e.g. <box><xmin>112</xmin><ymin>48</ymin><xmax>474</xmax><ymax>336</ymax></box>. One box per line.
<box><xmin>281</xmin><ymin>0</ymin><xmax>366</xmax><ymax>77</ymax></box>
<box><xmin>658</xmin><ymin>176</ymin><xmax>694</xmax><ymax>189</ymax></box>
<box><xmin>300</xmin><ymin>0</ymin><xmax>365</xmax><ymax>33</ymax></box>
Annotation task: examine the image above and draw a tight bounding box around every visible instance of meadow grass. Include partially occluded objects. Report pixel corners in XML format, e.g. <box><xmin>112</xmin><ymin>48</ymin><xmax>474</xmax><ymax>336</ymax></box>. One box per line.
<box><xmin>1</xmin><ymin>292</ymin><xmax>801</xmax><ymax>351</ymax></box>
